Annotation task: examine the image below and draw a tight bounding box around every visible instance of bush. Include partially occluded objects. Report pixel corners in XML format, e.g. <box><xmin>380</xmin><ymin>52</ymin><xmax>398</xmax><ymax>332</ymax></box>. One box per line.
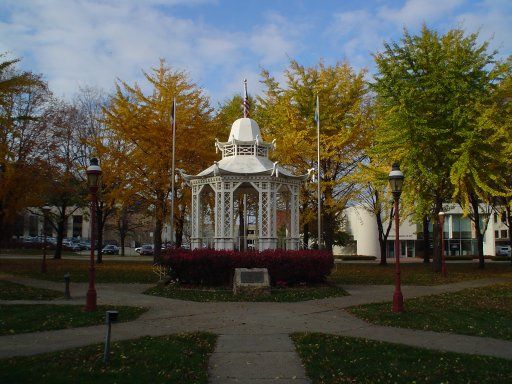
<box><xmin>161</xmin><ymin>249</ymin><xmax>334</xmax><ymax>286</ymax></box>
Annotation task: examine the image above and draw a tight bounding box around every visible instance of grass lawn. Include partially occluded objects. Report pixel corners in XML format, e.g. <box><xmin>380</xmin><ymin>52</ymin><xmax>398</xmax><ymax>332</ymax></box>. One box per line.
<box><xmin>0</xmin><ymin>304</ymin><xmax>147</xmax><ymax>335</ymax></box>
<box><xmin>0</xmin><ymin>259</ymin><xmax>157</xmax><ymax>283</ymax></box>
<box><xmin>0</xmin><ymin>280</ymin><xmax>62</xmax><ymax>300</ymax></box>
<box><xmin>329</xmin><ymin>262</ymin><xmax>512</xmax><ymax>285</ymax></box>
<box><xmin>0</xmin><ymin>248</ymin><xmax>77</xmax><ymax>257</ymax></box>
<box><xmin>0</xmin><ymin>333</ymin><xmax>216</xmax><ymax>384</ymax></box>
<box><xmin>144</xmin><ymin>284</ymin><xmax>348</xmax><ymax>302</ymax></box>
<box><xmin>292</xmin><ymin>333</ymin><xmax>512</xmax><ymax>384</ymax></box>
<box><xmin>348</xmin><ymin>283</ymin><xmax>512</xmax><ymax>340</ymax></box>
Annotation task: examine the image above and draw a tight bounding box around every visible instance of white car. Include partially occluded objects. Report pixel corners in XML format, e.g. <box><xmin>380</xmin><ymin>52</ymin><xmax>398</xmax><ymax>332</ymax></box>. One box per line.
<box><xmin>496</xmin><ymin>245</ymin><xmax>511</xmax><ymax>257</ymax></box>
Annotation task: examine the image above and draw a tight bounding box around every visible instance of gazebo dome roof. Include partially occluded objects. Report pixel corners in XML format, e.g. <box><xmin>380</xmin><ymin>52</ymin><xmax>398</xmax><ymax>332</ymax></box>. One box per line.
<box><xmin>228</xmin><ymin>118</ymin><xmax>261</xmax><ymax>142</ymax></box>
<box><xmin>181</xmin><ymin>115</ymin><xmax>309</xmax><ymax>182</ymax></box>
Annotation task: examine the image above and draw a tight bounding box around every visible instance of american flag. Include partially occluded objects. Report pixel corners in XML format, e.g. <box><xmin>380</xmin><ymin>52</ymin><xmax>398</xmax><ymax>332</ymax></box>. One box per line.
<box><xmin>243</xmin><ymin>78</ymin><xmax>250</xmax><ymax>118</ymax></box>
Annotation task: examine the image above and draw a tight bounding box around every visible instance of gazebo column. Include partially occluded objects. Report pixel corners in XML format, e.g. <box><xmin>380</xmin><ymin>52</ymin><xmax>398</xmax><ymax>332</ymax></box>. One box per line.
<box><xmin>258</xmin><ymin>181</ymin><xmax>278</xmax><ymax>250</ymax></box>
<box><xmin>190</xmin><ymin>184</ymin><xmax>204</xmax><ymax>249</ymax></box>
<box><xmin>286</xmin><ymin>184</ymin><xmax>300</xmax><ymax>250</ymax></box>
<box><xmin>214</xmin><ymin>180</ymin><xmax>235</xmax><ymax>250</ymax></box>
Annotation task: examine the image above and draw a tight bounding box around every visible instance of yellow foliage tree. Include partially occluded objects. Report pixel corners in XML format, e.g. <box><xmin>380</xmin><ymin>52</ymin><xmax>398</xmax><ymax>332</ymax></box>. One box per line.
<box><xmin>258</xmin><ymin>60</ymin><xmax>372</xmax><ymax>251</ymax></box>
<box><xmin>100</xmin><ymin>60</ymin><xmax>217</xmax><ymax>258</ymax></box>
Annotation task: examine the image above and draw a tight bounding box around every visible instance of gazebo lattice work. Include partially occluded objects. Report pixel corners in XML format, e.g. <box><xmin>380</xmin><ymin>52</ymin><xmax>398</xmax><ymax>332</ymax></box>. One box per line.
<box><xmin>182</xmin><ymin>117</ymin><xmax>308</xmax><ymax>251</ymax></box>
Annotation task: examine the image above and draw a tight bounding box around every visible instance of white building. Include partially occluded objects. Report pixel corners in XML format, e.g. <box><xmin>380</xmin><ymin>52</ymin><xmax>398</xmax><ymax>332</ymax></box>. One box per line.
<box><xmin>336</xmin><ymin>205</ymin><xmax>506</xmax><ymax>258</ymax></box>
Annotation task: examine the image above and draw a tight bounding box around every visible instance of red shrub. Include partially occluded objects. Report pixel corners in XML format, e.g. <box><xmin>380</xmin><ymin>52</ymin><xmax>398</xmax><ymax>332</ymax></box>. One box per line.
<box><xmin>161</xmin><ymin>248</ymin><xmax>334</xmax><ymax>286</ymax></box>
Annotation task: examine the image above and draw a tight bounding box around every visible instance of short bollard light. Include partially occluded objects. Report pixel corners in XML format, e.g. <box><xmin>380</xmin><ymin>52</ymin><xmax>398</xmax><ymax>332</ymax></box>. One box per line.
<box><xmin>104</xmin><ymin>310</ymin><xmax>119</xmax><ymax>365</ymax></box>
<box><xmin>64</xmin><ymin>273</ymin><xmax>71</xmax><ymax>299</ymax></box>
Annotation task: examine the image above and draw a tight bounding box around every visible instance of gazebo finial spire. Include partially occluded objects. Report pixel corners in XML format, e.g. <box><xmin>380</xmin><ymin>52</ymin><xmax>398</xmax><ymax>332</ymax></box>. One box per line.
<box><xmin>243</xmin><ymin>78</ymin><xmax>250</xmax><ymax>118</ymax></box>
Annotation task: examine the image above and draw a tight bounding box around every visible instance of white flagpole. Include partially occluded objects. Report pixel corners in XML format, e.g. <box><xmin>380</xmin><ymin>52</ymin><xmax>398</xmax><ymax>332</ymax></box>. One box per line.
<box><xmin>316</xmin><ymin>95</ymin><xmax>321</xmax><ymax>249</ymax></box>
<box><xmin>170</xmin><ymin>98</ymin><xmax>176</xmax><ymax>246</ymax></box>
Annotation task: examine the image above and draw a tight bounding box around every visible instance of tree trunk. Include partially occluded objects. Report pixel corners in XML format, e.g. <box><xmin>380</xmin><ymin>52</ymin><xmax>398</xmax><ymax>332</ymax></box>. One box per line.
<box><xmin>118</xmin><ymin>207</ymin><xmax>127</xmax><ymax>257</ymax></box>
<box><xmin>153</xmin><ymin>217</ymin><xmax>163</xmax><ymax>263</ymax></box>
<box><xmin>506</xmin><ymin>205</ymin><xmax>512</xmax><ymax>266</ymax></box>
<box><xmin>422</xmin><ymin>216</ymin><xmax>430</xmax><ymax>263</ymax></box>
<box><xmin>120</xmin><ymin>230</ymin><xmax>126</xmax><ymax>256</ymax></box>
<box><xmin>323</xmin><ymin>212</ymin><xmax>335</xmax><ymax>252</ymax></box>
<box><xmin>303</xmin><ymin>222</ymin><xmax>309</xmax><ymax>250</ymax></box>
<box><xmin>470</xmin><ymin>194</ymin><xmax>485</xmax><ymax>269</ymax></box>
<box><xmin>96</xmin><ymin>203</ymin><xmax>103</xmax><ymax>263</ymax></box>
<box><xmin>53</xmin><ymin>204</ymin><xmax>67</xmax><ymax>259</ymax></box>
<box><xmin>174</xmin><ymin>206</ymin><xmax>185</xmax><ymax>248</ymax></box>
<box><xmin>376</xmin><ymin>209</ymin><xmax>386</xmax><ymax>265</ymax></box>
<box><xmin>378</xmin><ymin>238</ymin><xmax>387</xmax><ymax>265</ymax></box>
<box><xmin>432</xmin><ymin>199</ymin><xmax>442</xmax><ymax>272</ymax></box>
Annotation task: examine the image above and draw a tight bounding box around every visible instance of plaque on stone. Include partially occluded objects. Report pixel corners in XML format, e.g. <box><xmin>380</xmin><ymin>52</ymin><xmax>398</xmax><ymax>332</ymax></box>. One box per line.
<box><xmin>233</xmin><ymin>268</ymin><xmax>270</xmax><ymax>295</ymax></box>
<box><xmin>240</xmin><ymin>271</ymin><xmax>264</xmax><ymax>284</ymax></box>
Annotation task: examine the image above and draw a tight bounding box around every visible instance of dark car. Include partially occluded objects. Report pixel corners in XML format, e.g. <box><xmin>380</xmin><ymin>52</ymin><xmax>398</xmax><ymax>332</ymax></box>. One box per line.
<box><xmin>139</xmin><ymin>244</ymin><xmax>154</xmax><ymax>256</ymax></box>
<box><xmin>102</xmin><ymin>245</ymin><xmax>120</xmax><ymax>255</ymax></box>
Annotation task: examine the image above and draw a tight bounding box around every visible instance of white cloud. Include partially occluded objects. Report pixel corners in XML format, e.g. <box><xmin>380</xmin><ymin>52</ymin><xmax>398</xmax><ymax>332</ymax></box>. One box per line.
<box><xmin>0</xmin><ymin>1</ymin><xmax>305</xmax><ymax>105</ymax></box>
<box><xmin>456</xmin><ymin>0</ymin><xmax>512</xmax><ymax>58</ymax></box>
<box><xmin>378</xmin><ymin>0</ymin><xmax>464</xmax><ymax>28</ymax></box>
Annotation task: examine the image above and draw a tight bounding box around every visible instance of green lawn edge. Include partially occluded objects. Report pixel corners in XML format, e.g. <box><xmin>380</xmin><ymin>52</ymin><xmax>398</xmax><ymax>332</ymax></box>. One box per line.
<box><xmin>0</xmin><ymin>280</ymin><xmax>62</xmax><ymax>300</ymax></box>
<box><xmin>329</xmin><ymin>263</ymin><xmax>512</xmax><ymax>285</ymax></box>
<box><xmin>0</xmin><ymin>304</ymin><xmax>148</xmax><ymax>335</ymax></box>
<box><xmin>347</xmin><ymin>283</ymin><xmax>512</xmax><ymax>340</ymax></box>
<box><xmin>291</xmin><ymin>333</ymin><xmax>512</xmax><ymax>384</ymax></box>
<box><xmin>0</xmin><ymin>332</ymin><xmax>217</xmax><ymax>384</ymax></box>
<box><xmin>144</xmin><ymin>284</ymin><xmax>348</xmax><ymax>302</ymax></box>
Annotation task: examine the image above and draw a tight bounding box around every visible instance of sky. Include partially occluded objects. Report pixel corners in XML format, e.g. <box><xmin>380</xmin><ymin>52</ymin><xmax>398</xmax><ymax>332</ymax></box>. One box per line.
<box><xmin>1</xmin><ymin>0</ymin><xmax>511</xmax><ymax>107</ymax></box>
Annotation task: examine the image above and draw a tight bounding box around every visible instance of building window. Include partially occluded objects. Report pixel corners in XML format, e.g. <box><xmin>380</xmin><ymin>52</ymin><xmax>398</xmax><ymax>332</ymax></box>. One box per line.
<box><xmin>501</xmin><ymin>230</ymin><xmax>508</xmax><ymax>239</ymax></box>
<box><xmin>458</xmin><ymin>216</ymin><xmax>472</xmax><ymax>239</ymax></box>
<box><xmin>494</xmin><ymin>213</ymin><xmax>498</xmax><ymax>223</ymax></box>
<box><xmin>495</xmin><ymin>230</ymin><xmax>500</xmax><ymax>239</ymax></box>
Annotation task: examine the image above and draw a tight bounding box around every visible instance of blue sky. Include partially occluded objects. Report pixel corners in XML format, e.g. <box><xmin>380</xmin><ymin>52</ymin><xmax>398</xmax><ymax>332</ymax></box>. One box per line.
<box><xmin>1</xmin><ymin>0</ymin><xmax>511</xmax><ymax>107</ymax></box>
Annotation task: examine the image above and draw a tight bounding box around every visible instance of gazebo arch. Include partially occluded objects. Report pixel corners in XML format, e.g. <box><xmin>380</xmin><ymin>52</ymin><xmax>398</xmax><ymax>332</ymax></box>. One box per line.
<box><xmin>182</xmin><ymin>117</ymin><xmax>307</xmax><ymax>251</ymax></box>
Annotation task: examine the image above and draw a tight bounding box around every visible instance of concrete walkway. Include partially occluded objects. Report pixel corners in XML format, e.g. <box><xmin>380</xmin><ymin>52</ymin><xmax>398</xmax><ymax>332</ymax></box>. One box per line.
<box><xmin>1</xmin><ymin>274</ymin><xmax>512</xmax><ymax>383</ymax></box>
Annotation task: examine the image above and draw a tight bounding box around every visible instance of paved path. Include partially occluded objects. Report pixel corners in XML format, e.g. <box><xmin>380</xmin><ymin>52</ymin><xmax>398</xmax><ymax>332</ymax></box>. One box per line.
<box><xmin>1</xmin><ymin>274</ymin><xmax>512</xmax><ymax>383</ymax></box>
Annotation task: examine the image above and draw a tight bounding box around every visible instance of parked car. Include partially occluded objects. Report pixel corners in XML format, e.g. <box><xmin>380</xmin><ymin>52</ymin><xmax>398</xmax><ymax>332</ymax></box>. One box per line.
<box><xmin>72</xmin><ymin>243</ymin><xmax>83</xmax><ymax>252</ymax></box>
<box><xmin>102</xmin><ymin>244</ymin><xmax>120</xmax><ymax>255</ymax></box>
<box><xmin>496</xmin><ymin>245</ymin><xmax>511</xmax><ymax>257</ymax></box>
<box><xmin>139</xmin><ymin>244</ymin><xmax>154</xmax><ymax>256</ymax></box>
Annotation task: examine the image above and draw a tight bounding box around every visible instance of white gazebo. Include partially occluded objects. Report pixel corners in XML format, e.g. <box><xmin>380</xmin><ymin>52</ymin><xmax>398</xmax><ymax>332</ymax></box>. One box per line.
<box><xmin>182</xmin><ymin>117</ymin><xmax>308</xmax><ymax>251</ymax></box>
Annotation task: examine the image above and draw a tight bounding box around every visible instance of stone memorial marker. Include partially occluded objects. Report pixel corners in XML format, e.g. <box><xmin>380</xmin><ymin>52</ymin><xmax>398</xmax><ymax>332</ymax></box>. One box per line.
<box><xmin>233</xmin><ymin>268</ymin><xmax>270</xmax><ymax>295</ymax></box>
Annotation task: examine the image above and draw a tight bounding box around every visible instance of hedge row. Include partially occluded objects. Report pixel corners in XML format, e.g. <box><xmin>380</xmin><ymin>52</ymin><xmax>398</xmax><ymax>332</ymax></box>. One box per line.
<box><xmin>160</xmin><ymin>249</ymin><xmax>334</xmax><ymax>286</ymax></box>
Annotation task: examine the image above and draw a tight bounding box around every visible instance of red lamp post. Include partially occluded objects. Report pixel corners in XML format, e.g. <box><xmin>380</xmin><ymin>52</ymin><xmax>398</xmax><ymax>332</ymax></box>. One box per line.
<box><xmin>439</xmin><ymin>211</ymin><xmax>447</xmax><ymax>277</ymax></box>
<box><xmin>85</xmin><ymin>157</ymin><xmax>102</xmax><ymax>312</ymax></box>
<box><xmin>41</xmin><ymin>206</ymin><xmax>51</xmax><ymax>273</ymax></box>
<box><xmin>389</xmin><ymin>163</ymin><xmax>405</xmax><ymax>313</ymax></box>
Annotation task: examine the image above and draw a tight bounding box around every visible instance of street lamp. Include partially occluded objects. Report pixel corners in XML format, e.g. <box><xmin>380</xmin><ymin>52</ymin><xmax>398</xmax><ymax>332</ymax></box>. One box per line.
<box><xmin>41</xmin><ymin>206</ymin><xmax>51</xmax><ymax>273</ymax></box>
<box><xmin>85</xmin><ymin>157</ymin><xmax>102</xmax><ymax>312</ymax></box>
<box><xmin>388</xmin><ymin>163</ymin><xmax>405</xmax><ymax>313</ymax></box>
<box><xmin>439</xmin><ymin>212</ymin><xmax>447</xmax><ymax>277</ymax></box>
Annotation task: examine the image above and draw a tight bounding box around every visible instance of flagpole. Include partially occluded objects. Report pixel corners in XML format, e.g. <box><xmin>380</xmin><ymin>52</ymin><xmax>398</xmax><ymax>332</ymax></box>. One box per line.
<box><xmin>316</xmin><ymin>95</ymin><xmax>321</xmax><ymax>249</ymax></box>
<box><xmin>170</xmin><ymin>98</ymin><xmax>176</xmax><ymax>246</ymax></box>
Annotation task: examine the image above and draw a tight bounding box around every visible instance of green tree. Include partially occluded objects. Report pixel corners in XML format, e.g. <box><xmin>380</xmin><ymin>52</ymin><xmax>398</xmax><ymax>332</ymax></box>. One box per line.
<box><xmin>477</xmin><ymin>63</ymin><xmax>512</xmax><ymax>264</ymax></box>
<box><xmin>372</xmin><ymin>26</ymin><xmax>507</xmax><ymax>269</ymax></box>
